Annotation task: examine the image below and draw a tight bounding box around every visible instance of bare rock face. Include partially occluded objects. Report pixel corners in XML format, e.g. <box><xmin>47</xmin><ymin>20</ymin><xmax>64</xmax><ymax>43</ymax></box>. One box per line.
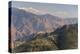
<box><xmin>10</xmin><ymin>7</ymin><xmax>62</xmax><ymax>41</ymax></box>
<box><xmin>10</xmin><ymin>7</ymin><xmax>77</xmax><ymax>42</ymax></box>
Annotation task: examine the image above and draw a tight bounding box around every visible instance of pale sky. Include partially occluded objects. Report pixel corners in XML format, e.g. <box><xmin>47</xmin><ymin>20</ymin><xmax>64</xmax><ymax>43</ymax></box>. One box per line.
<box><xmin>11</xmin><ymin>1</ymin><xmax>78</xmax><ymax>18</ymax></box>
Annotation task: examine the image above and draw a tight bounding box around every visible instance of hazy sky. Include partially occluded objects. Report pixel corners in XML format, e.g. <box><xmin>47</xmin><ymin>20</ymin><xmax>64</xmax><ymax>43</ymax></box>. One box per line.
<box><xmin>11</xmin><ymin>1</ymin><xmax>78</xmax><ymax>18</ymax></box>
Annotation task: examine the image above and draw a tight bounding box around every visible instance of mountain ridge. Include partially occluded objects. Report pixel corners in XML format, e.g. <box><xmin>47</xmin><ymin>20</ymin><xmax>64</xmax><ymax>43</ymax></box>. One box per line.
<box><xmin>10</xmin><ymin>7</ymin><xmax>78</xmax><ymax>42</ymax></box>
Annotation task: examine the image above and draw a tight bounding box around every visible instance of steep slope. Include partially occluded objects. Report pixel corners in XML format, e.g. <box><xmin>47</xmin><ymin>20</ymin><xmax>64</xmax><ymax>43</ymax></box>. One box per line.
<box><xmin>10</xmin><ymin>7</ymin><xmax>78</xmax><ymax>50</ymax></box>
<box><xmin>54</xmin><ymin>24</ymin><xmax>78</xmax><ymax>49</ymax></box>
<box><xmin>13</xmin><ymin>24</ymin><xmax>78</xmax><ymax>52</ymax></box>
<box><xmin>10</xmin><ymin>7</ymin><xmax>64</xmax><ymax>41</ymax></box>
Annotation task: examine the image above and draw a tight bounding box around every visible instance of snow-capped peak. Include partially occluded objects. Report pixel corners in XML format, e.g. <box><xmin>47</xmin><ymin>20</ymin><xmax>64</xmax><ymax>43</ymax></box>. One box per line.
<box><xmin>20</xmin><ymin>7</ymin><xmax>48</xmax><ymax>15</ymax></box>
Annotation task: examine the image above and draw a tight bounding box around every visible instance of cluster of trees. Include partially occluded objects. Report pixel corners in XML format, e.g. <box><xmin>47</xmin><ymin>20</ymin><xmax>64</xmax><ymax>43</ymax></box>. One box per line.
<box><xmin>13</xmin><ymin>35</ymin><xmax>58</xmax><ymax>53</ymax></box>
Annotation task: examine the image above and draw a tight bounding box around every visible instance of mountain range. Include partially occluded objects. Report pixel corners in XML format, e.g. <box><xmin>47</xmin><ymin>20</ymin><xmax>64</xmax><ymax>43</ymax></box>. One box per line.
<box><xmin>9</xmin><ymin>7</ymin><xmax>78</xmax><ymax>42</ymax></box>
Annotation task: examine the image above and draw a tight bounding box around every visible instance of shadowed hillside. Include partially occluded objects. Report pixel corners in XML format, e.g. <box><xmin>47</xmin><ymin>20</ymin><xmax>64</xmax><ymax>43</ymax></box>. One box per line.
<box><xmin>11</xmin><ymin>24</ymin><xmax>78</xmax><ymax>53</ymax></box>
<box><xmin>54</xmin><ymin>24</ymin><xmax>78</xmax><ymax>49</ymax></box>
